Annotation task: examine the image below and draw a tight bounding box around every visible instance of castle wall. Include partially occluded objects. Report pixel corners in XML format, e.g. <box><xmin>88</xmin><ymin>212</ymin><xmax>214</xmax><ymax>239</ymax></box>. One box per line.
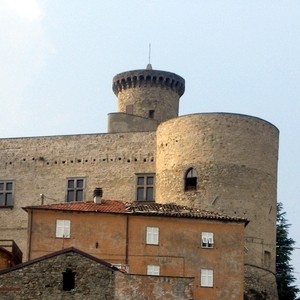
<box><xmin>0</xmin><ymin>131</ymin><xmax>156</xmax><ymax>258</ymax></box>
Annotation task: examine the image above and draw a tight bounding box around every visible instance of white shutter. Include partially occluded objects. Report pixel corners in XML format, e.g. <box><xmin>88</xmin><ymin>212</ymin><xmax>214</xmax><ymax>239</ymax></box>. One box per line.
<box><xmin>146</xmin><ymin>227</ymin><xmax>159</xmax><ymax>245</ymax></box>
<box><xmin>56</xmin><ymin>220</ymin><xmax>71</xmax><ymax>238</ymax></box>
<box><xmin>201</xmin><ymin>269</ymin><xmax>213</xmax><ymax>287</ymax></box>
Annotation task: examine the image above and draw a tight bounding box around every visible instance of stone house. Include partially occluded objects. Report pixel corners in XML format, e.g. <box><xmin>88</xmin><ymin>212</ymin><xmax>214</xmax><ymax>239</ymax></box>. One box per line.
<box><xmin>0</xmin><ymin>247</ymin><xmax>193</xmax><ymax>300</ymax></box>
<box><xmin>0</xmin><ymin>64</ymin><xmax>279</xmax><ymax>298</ymax></box>
<box><xmin>23</xmin><ymin>199</ymin><xmax>247</xmax><ymax>300</ymax></box>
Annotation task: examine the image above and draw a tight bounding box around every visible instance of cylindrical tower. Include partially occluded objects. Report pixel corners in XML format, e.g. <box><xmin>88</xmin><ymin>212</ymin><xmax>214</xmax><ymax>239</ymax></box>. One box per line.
<box><xmin>112</xmin><ymin>65</ymin><xmax>185</xmax><ymax>124</ymax></box>
<box><xmin>156</xmin><ymin>113</ymin><xmax>279</xmax><ymax>299</ymax></box>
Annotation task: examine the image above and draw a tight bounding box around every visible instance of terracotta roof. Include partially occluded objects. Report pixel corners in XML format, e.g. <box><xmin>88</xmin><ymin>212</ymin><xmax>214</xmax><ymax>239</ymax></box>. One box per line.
<box><xmin>23</xmin><ymin>200</ymin><xmax>248</xmax><ymax>224</ymax></box>
<box><xmin>23</xmin><ymin>200</ymin><xmax>127</xmax><ymax>213</ymax></box>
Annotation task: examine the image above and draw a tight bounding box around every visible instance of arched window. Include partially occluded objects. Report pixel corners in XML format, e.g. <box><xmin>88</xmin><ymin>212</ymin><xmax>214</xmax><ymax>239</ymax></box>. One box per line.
<box><xmin>184</xmin><ymin>168</ymin><xmax>197</xmax><ymax>191</ymax></box>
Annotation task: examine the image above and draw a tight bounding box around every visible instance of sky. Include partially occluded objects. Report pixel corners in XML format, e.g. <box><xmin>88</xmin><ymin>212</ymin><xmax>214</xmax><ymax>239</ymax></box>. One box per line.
<box><xmin>0</xmin><ymin>0</ymin><xmax>299</xmax><ymax>292</ymax></box>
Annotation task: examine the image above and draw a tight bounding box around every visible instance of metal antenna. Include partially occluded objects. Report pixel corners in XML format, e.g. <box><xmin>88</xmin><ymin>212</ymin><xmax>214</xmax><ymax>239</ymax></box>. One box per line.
<box><xmin>146</xmin><ymin>43</ymin><xmax>152</xmax><ymax>70</ymax></box>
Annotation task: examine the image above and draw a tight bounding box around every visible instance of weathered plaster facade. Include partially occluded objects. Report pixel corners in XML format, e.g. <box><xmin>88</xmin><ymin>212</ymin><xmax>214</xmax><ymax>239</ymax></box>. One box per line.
<box><xmin>24</xmin><ymin>201</ymin><xmax>247</xmax><ymax>299</ymax></box>
<box><xmin>0</xmin><ymin>65</ymin><xmax>279</xmax><ymax>299</ymax></box>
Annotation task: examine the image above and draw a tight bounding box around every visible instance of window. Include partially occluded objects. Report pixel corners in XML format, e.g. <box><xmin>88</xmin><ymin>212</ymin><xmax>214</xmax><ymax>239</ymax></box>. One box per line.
<box><xmin>184</xmin><ymin>168</ymin><xmax>197</xmax><ymax>191</ymax></box>
<box><xmin>126</xmin><ymin>104</ymin><xmax>134</xmax><ymax>114</ymax></box>
<box><xmin>0</xmin><ymin>181</ymin><xmax>14</xmax><ymax>207</ymax></box>
<box><xmin>66</xmin><ymin>178</ymin><xmax>85</xmax><ymax>202</ymax></box>
<box><xmin>56</xmin><ymin>220</ymin><xmax>71</xmax><ymax>238</ymax></box>
<box><xmin>201</xmin><ymin>232</ymin><xmax>214</xmax><ymax>248</ymax></box>
<box><xmin>146</xmin><ymin>226</ymin><xmax>159</xmax><ymax>245</ymax></box>
<box><xmin>136</xmin><ymin>174</ymin><xmax>155</xmax><ymax>201</ymax></box>
<box><xmin>148</xmin><ymin>110</ymin><xmax>155</xmax><ymax>119</ymax></box>
<box><xmin>147</xmin><ymin>265</ymin><xmax>160</xmax><ymax>276</ymax></box>
<box><xmin>62</xmin><ymin>268</ymin><xmax>76</xmax><ymax>291</ymax></box>
<box><xmin>201</xmin><ymin>269</ymin><xmax>213</xmax><ymax>287</ymax></box>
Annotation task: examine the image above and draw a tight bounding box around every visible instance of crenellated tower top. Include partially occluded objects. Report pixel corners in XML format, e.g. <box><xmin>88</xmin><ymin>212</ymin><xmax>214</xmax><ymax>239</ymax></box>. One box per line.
<box><xmin>112</xmin><ymin>67</ymin><xmax>185</xmax><ymax>97</ymax></box>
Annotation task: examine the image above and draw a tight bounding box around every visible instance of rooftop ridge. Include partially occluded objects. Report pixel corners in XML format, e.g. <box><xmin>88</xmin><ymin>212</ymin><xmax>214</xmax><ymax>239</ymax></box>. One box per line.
<box><xmin>23</xmin><ymin>200</ymin><xmax>248</xmax><ymax>224</ymax></box>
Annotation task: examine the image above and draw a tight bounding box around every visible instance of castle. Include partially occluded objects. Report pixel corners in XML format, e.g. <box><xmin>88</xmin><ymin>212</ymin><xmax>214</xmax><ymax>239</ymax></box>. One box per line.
<box><xmin>0</xmin><ymin>64</ymin><xmax>279</xmax><ymax>299</ymax></box>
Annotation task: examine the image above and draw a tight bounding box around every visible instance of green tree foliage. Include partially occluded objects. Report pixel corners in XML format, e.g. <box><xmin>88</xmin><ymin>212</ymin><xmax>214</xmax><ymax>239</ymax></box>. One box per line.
<box><xmin>276</xmin><ymin>202</ymin><xmax>299</xmax><ymax>299</ymax></box>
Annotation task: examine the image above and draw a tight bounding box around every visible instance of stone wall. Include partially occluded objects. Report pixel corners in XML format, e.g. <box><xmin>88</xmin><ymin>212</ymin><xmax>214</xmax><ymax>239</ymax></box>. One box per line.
<box><xmin>0</xmin><ymin>131</ymin><xmax>156</xmax><ymax>258</ymax></box>
<box><xmin>115</xmin><ymin>273</ymin><xmax>194</xmax><ymax>300</ymax></box>
<box><xmin>0</xmin><ymin>250</ymin><xmax>116</xmax><ymax>300</ymax></box>
<box><xmin>0</xmin><ymin>248</ymin><xmax>195</xmax><ymax>300</ymax></box>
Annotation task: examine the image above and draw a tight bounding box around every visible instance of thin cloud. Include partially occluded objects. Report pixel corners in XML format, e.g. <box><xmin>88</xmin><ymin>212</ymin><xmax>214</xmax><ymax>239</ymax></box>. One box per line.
<box><xmin>2</xmin><ymin>0</ymin><xmax>42</xmax><ymax>22</ymax></box>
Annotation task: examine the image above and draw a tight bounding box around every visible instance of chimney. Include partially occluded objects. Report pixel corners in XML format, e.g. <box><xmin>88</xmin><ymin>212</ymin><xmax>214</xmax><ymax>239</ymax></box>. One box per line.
<box><xmin>93</xmin><ymin>188</ymin><xmax>103</xmax><ymax>204</ymax></box>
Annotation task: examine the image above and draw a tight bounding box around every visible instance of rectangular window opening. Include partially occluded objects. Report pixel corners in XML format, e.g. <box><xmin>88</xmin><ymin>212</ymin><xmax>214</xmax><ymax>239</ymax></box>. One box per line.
<box><xmin>56</xmin><ymin>220</ymin><xmax>71</xmax><ymax>238</ymax></box>
<box><xmin>0</xmin><ymin>180</ymin><xmax>14</xmax><ymax>207</ymax></box>
<box><xmin>62</xmin><ymin>268</ymin><xmax>76</xmax><ymax>291</ymax></box>
<box><xmin>148</xmin><ymin>110</ymin><xmax>155</xmax><ymax>119</ymax></box>
<box><xmin>146</xmin><ymin>226</ymin><xmax>159</xmax><ymax>245</ymax></box>
<box><xmin>66</xmin><ymin>178</ymin><xmax>85</xmax><ymax>202</ymax></box>
<box><xmin>136</xmin><ymin>174</ymin><xmax>155</xmax><ymax>201</ymax></box>
<box><xmin>147</xmin><ymin>265</ymin><xmax>160</xmax><ymax>275</ymax></box>
<box><xmin>201</xmin><ymin>232</ymin><xmax>214</xmax><ymax>248</ymax></box>
<box><xmin>201</xmin><ymin>269</ymin><xmax>213</xmax><ymax>287</ymax></box>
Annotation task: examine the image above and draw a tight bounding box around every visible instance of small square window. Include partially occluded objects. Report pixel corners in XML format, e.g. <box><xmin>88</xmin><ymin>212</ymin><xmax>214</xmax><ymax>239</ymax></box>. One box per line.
<box><xmin>56</xmin><ymin>220</ymin><xmax>71</xmax><ymax>238</ymax></box>
<box><xmin>201</xmin><ymin>232</ymin><xmax>214</xmax><ymax>248</ymax></box>
<box><xmin>147</xmin><ymin>265</ymin><xmax>160</xmax><ymax>275</ymax></box>
<box><xmin>201</xmin><ymin>269</ymin><xmax>213</xmax><ymax>287</ymax></box>
<box><xmin>146</xmin><ymin>227</ymin><xmax>159</xmax><ymax>245</ymax></box>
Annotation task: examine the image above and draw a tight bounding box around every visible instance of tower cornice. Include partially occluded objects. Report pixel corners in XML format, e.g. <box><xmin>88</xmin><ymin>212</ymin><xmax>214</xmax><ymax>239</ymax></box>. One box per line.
<box><xmin>112</xmin><ymin>69</ymin><xmax>185</xmax><ymax>96</ymax></box>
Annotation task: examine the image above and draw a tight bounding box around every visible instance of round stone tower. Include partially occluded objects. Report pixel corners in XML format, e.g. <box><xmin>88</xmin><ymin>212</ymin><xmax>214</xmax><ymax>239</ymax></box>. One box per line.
<box><xmin>111</xmin><ymin>65</ymin><xmax>185</xmax><ymax>125</ymax></box>
<box><xmin>155</xmin><ymin>113</ymin><xmax>279</xmax><ymax>299</ymax></box>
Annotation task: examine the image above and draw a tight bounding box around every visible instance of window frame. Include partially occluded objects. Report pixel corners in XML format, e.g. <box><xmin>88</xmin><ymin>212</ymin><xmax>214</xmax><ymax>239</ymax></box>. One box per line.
<box><xmin>147</xmin><ymin>265</ymin><xmax>160</xmax><ymax>276</ymax></box>
<box><xmin>201</xmin><ymin>232</ymin><xmax>214</xmax><ymax>248</ymax></box>
<box><xmin>66</xmin><ymin>177</ymin><xmax>85</xmax><ymax>202</ymax></box>
<box><xmin>146</xmin><ymin>226</ymin><xmax>159</xmax><ymax>245</ymax></box>
<box><xmin>136</xmin><ymin>173</ymin><xmax>155</xmax><ymax>202</ymax></box>
<box><xmin>201</xmin><ymin>269</ymin><xmax>214</xmax><ymax>287</ymax></box>
<box><xmin>0</xmin><ymin>180</ymin><xmax>14</xmax><ymax>208</ymax></box>
<box><xmin>56</xmin><ymin>219</ymin><xmax>71</xmax><ymax>238</ymax></box>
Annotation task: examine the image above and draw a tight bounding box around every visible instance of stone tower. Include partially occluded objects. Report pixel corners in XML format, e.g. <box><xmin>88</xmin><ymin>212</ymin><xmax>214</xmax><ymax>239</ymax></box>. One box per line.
<box><xmin>155</xmin><ymin>113</ymin><xmax>279</xmax><ymax>299</ymax></box>
<box><xmin>108</xmin><ymin>65</ymin><xmax>185</xmax><ymax>133</ymax></box>
<box><xmin>110</xmin><ymin>65</ymin><xmax>279</xmax><ymax>299</ymax></box>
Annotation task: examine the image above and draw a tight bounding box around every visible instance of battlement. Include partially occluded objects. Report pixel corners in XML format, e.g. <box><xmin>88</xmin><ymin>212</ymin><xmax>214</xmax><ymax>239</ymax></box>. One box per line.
<box><xmin>112</xmin><ymin>69</ymin><xmax>185</xmax><ymax>97</ymax></box>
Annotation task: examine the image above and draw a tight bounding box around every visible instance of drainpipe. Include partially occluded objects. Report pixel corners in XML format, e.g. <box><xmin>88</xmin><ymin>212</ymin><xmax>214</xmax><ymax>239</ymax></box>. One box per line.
<box><xmin>125</xmin><ymin>215</ymin><xmax>129</xmax><ymax>265</ymax></box>
<box><xmin>27</xmin><ymin>209</ymin><xmax>33</xmax><ymax>261</ymax></box>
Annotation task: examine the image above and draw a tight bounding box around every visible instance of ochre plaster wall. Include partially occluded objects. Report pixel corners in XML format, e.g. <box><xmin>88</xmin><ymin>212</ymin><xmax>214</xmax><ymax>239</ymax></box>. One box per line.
<box><xmin>28</xmin><ymin>209</ymin><xmax>245</xmax><ymax>299</ymax></box>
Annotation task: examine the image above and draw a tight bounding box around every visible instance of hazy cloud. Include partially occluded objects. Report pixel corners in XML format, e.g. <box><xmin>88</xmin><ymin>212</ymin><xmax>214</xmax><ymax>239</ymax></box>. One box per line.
<box><xmin>0</xmin><ymin>0</ymin><xmax>54</xmax><ymax>137</ymax></box>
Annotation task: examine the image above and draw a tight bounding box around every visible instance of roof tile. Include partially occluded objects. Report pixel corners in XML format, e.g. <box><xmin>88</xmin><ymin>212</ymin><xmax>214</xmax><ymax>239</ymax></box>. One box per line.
<box><xmin>23</xmin><ymin>200</ymin><xmax>248</xmax><ymax>224</ymax></box>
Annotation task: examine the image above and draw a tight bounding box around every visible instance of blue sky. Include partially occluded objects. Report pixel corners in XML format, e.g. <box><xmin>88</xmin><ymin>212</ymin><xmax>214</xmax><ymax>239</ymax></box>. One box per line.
<box><xmin>0</xmin><ymin>0</ymin><xmax>299</xmax><ymax>292</ymax></box>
